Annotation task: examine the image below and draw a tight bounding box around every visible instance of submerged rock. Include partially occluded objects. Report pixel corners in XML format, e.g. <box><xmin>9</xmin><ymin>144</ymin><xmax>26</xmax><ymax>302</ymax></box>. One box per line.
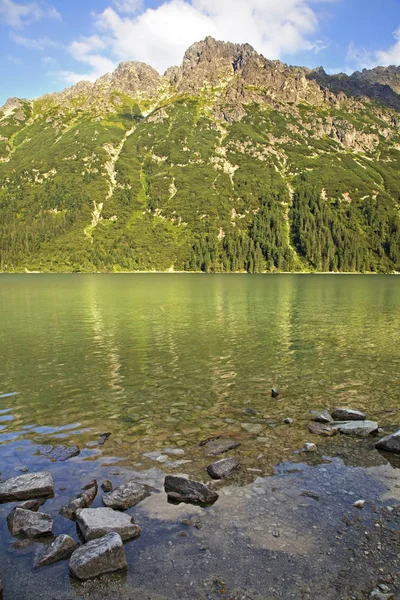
<box><xmin>7</xmin><ymin>508</ymin><xmax>53</xmax><ymax>538</ymax></box>
<box><xmin>331</xmin><ymin>408</ymin><xmax>366</xmax><ymax>421</ymax></box>
<box><xmin>34</xmin><ymin>534</ymin><xmax>78</xmax><ymax>568</ymax></box>
<box><xmin>69</xmin><ymin>532</ymin><xmax>127</xmax><ymax>581</ymax></box>
<box><xmin>308</xmin><ymin>422</ymin><xmax>338</xmax><ymax>436</ymax></box>
<box><xmin>164</xmin><ymin>475</ymin><xmax>219</xmax><ymax>506</ymax></box>
<box><xmin>0</xmin><ymin>472</ymin><xmax>54</xmax><ymax>502</ymax></box>
<box><xmin>304</xmin><ymin>443</ymin><xmax>317</xmax><ymax>452</ymax></box>
<box><xmin>284</xmin><ymin>418</ymin><xmax>293</xmax><ymax>425</ymax></box>
<box><xmin>98</xmin><ymin>432</ymin><xmax>111</xmax><ymax>445</ymax></box>
<box><xmin>101</xmin><ymin>480</ymin><xmax>113</xmax><ymax>492</ymax></box>
<box><xmin>243</xmin><ymin>407</ymin><xmax>256</xmax><ymax>415</ymax></box>
<box><xmin>311</xmin><ymin>410</ymin><xmax>333</xmax><ymax>424</ymax></box>
<box><xmin>335</xmin><ymin>421</ymin><xmax>378</xmax><ymax>436</ymax></box>
<box><xmin>39</xmin><ymin>445</ymin><xmax>80</xmax><ymax>462</ymax></box>
<box><xmin>271</xmin><ymin>388</ymin><xmax>280</xmax><ymax>398</ymax></box>
<box><xmin>163</xmin><ymin>447</ymin><xmax>185</xmax><ymax>456</ymax></box>
<box><xmin>18</xmin><ymin>498</ymin><xmax>46</xmax><ymax>512</ymax></box>
<box><xmin>353</xmin><ymin>499</ymin><xmax>366</xmax><ymax>509</ymax></box>
<box><xmin>103</xmin><ymin>480</ymin><xmax>152</xmax><ymax>510</ymax></box>
<box><xmin>207</xmin><ymin>458</ymin><xmax>240</xmax><ymax>479</ymax></box>
<box><xmin>76</xmin><ymin>507</ymin><xmax>141</xmax><ymax>542</ymax></box>
<box><xmin>60</xmin><ymin>481</ymin><xmax>98</xmax><ymax>520</ymax></box>
<box><xmin>203</xmin><ymin>438</ymin><xmax>241</xmax><ymax>456</ymax></box>
<box><xmin>375</xmin><ymin>429</ymin><xmax>400</xmax><ymax>454</ymax></box>
<box><xmin>241</xmin><ymin>423</ymin><xmax>263</xmax><ymax>435</ymax></box>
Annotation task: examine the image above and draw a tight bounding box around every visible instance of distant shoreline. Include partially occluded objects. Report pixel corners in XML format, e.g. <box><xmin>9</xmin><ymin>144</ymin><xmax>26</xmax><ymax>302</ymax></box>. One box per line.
<box><xmin>0</xmin><ymin>270</ymin><xmax>399</xmax><ymax>276</ymax></box>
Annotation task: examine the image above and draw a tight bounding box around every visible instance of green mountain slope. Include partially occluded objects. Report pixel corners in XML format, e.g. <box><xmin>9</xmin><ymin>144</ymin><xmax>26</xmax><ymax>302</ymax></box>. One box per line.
<box><xmin>1</xmin><ymin>37</ymin><xmax>400</xmax><ymax>273</ymax></box>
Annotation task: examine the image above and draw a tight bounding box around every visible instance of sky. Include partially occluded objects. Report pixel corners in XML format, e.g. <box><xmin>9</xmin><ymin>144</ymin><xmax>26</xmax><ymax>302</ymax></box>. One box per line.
<box><xmin>0</xmin><ymin>0</ymin><xmax>400</xmax><ymax>105</ymax></box>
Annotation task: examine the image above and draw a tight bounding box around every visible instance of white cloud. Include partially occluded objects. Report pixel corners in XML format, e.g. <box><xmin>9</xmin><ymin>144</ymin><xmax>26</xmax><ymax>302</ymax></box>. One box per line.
<box><xmin>0</xmin><ymin>0</ymin><xmax>61</xmax><ymax>27</ymax></box>
<box><xmin>60</xmin><ymin>0</ymin><xmax>332</xmax><ymax>84</ymax></box>
<box><xmin>347</xmin><ymin>27</ymin><xmax>400</xmax><ymax>70</ymax></box>
<box><xmin>10</xmin><ymin>31</ymin><xmax>56</xmax><ymax>49</ymax></box>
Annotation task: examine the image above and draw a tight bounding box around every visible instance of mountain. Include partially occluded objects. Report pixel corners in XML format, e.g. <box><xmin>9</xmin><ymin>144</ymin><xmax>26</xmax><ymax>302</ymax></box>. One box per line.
<box><xmin>0</xmin><ymin>37</ymin><xmax>399</xmax><ymax>273</ymax></box>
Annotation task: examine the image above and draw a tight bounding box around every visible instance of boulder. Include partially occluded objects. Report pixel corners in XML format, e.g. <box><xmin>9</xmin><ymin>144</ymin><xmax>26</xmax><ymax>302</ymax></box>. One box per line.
<box><xmin>60</xmin><ymin>481</ymin><xmax>98</xmax><ymax>520</ymax></box>
<box><xmin>207</xmin><ymin>458</ymin><xmax>239</xmax><ymax>480</ymax></box>
<box><xmin>39</xmin><ymin>445</ymin><xmax>80</xmax><ymax>462</ymax></box>
<box><xmin>34</xmin><ymin>534</ymin><xmax>78</xmax><ymax>568</ymax></box>
<box><xmin>375</xmin><ymin>429</ymin><xmax>400</xmax><ymax>454</ymax></box>
<box><xmin>18</xmin><ymin>498</ymin><xmax>46</xmax><ymax>512</ymax></box>
<box><xmin>335</xmin><ymin>421</ymin><xmax>378</xmax><ymax>437</ymax></box>
<box><xmin>164</xmin><ymin>475</ymin><xmax>219</xmax><ymax>506</ymax></box>
<box><xmin>102</xmin><ymin>480</ymin><xmax>152</xmax><ymax>510</ymax></box>
<box><xmin>308</xmin><ymin>422</ymin><xmax>338</xmax><ymax>437</ymax></box>
<box><xmin>76</xmin><ymin>507</ymin><xmax>141</xmax><ymax>542</ymax></box>
<box><xmin>69</xmin><ymin>532</ymin><xmax>127</xmax><ymax>581</ymax></box>
<box><xmin>101</xmin><ymin>480</ymin><xmax>113</xmax><ymax>492</ymax></box>
<box><xmin>7</xmin><ymin>508</ymin><xmax>53</xmax><ymax>538</ymax></box>
<box><xmin>203</xmin><ymin>438</ymin><xmax>241</xmax><ymax>456</ymax></box>
<box><xmin>311</xmin><ymin>410</ymin><xmax>333</xmax><ymax>424</ymax></box>
<box><xmin>0</xmin><ymin>472</ymin><xmax>54</xmax><ymax>502</ymax></box>
<box><xmin>331</xmin><ymin>408</ymin><xmax>366</xmax><ymax>421</ymax></box>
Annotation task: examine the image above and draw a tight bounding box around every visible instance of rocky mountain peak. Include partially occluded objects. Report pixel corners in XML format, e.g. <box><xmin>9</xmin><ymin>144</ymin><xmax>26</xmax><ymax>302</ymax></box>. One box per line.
<box><xmin>100</xmin><ymin>60</ymin><xmax>162</xmax><ymax>96</ymax></box>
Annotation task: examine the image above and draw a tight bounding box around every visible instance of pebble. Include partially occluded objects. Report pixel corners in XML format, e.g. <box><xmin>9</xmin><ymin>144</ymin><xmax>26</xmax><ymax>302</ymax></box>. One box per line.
<box><xmin>353</xmin><ymin>500</ymin><xmax>366</xmax><ymax>509</ymax></box>
<box><xmin>284</xmin><ymin>418</ymin><xmax>293</xmax><ymax>425</ymax></box>
<box><xmin>304</xmin><ymin>443</ymin><xmax>317</xmax><ymax>452</ymax></box>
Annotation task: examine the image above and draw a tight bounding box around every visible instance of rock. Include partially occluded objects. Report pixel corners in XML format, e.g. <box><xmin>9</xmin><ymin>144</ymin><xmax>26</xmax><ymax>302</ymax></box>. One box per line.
<box><xmin>39</xmin><ymin>445</ymin><xmax>80</xmax><ymax>462</ymax></box>
<box><xmin>162</xmin><ymin>447</ymin><xmax>185</xmax><ymax>456</ymax></box>
<box><xmin>143</xmin><ymin>451</ymin><xmax>167</xmax><ymax>462</ymax></box>
<box><xmin>308</xmin><ymin>422</ymin><xmax>338</xmax><ymax>436</ymax></box>
<box><xmin>76</xmin><ymin>507</ymin><xmax>141</xmax><ymax>542</ymax></box>
<box><xmin>241</xmin><ymin>423</ymin><xmax>263</xmax><ymax>435</ymax></box>
<box><xmin>18</xmin><ymin>498</ymin><xmax>46</xmax><ymax>512</ymax></box>
<box><xmin>7</xmin><ymin>508</ymin><xmax>53</xmax><ymax>538</ymax></box>
<box><xmin>34</xmin><ymin>534</ymin><xmax>78</xmax><ymax>568</ymax></box>
<box><xmin>311</xmin><ymin>410</ymin><xmax>333</xmax><ymax>423</ymax></box>
<box><xmin>304</xmin><ymin>443</ymin><xmax>317</xmax><ymax>452</ymax></box>
<box><xmin>102</xmin><ymin>480</ymin><xmax>152</xmax><ymax>510</ymax></box>
<box><xmin>243</xmin><ymin>407</ymin><xmax>256</xmax><ymax>415</ymax></box>
<box><xmin>284</xmin><ymin>418</ymin><xmax>293</xmax><ymax>425</ymax></box>
<box><xmin>271</xmin><ymin>388</ymin><xmax>280</xmax><ymax>398</ymax></box>
<box><xmin>301</xmin><ymin>491</ymin><xmax>320</xmax><ymax>501</ymax></box>
<box><xmin>164</xmin><ymin>475</ymin><xmax>219</xmax><ymax>506</ymax></box>
<box><xmin>69</xmin><ymin>532</ymin><xmax>127</xmax><ymax>581</ymax></box>
<box><xmin>207</xmin><ymin>458</ymin><xmax>240</xmax><ymax>479</ymax></box>
<box><xmin>203</xmin><ymin>438</ymin><xmax>241</xmax><ymax>456</ymax></box>
<box><xmin>353</xmin><ymin>499</ymin><xmax>366</xmax><ymax>508</ymax></box>
<box><xmin>99</xmin><ymin>432</ymin><xmax>111</xmax><ymax>445</ymax></box>
<box><xmin>335</xmin><ymin>421</ymin><xmax>378</xmax><ymax>437</ymax></box>
<box><xmin>0</xmin><ymin>472</ymin><xmax>54</xmax><ymax>502</ymax></box>
<box><xmin>370</xmin><ymin>590</ymin><xmax>395</xmax><ymax>600</ymax></box>
<box><xmin>375</xmin><ymin>429</ymin><xmax>400</xmax><ymax>454</ymax></box>
<box><xmin>16</xmin><ymin>466</ymin><xmax>29</xmax><ymax>473</ymax></box>
<box><xmin>101</xmin><ymin>480</ymin><xmax>113</xmax><ymax>492</ymax></box>
<box><xmin>331</xmin><ymin>408</ymin><xmax>366</xmax><ymax>421</ymax></box>
<box><xmin>60</xmin><ymin>481</ymin><xmax>98</xmax><ymax>520</ymax></box>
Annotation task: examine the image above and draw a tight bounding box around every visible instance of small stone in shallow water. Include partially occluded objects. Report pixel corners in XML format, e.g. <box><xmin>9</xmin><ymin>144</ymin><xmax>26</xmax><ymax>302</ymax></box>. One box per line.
<box><xmin>60</xmin><ymin>481</ymin><xmax>98</xmax><ymax>520</ymax></box>
<box><xmin>0</xmin><ymin>472</ymin><xmax>54</xmax><ymax>502</ymax></box>
<box><xmin>98</xmin><ymin>433</ymin><xmax>111</xmax><ymax>445</ymax></box>
<box><xmin>271</xmin><ymin>388</ymin><xmax>280</xmax><ymax>398</ymax></box>
<box><xmin>69</xmin><ymin>532</ymin><xmax>127</xmax><ymax>581</ymax></box>
<box><xmin>284</xmin><ymin>418</ymin><xmax>293</xmax><ymax>425</ymax></box>
<box><xmin>335</xmin><ymin>421</ymin><xmax>378</xmax><ymax>437</ymax></box>
<box><xmin>162</xmin><ymin>448</ymin><xmax>185</xmax><ymax>456</ymax></box>
<box><xmin>7</xmin><ymin>508</ymin><xmax>53</xmax><ymax>538</ymax></box>
<box><xmin>304</xmin><ymin>443</ymin><xmax>317</xmax><ymax>452</ymax></box>
<box><xmin>207</xmin><ymin>458</ymin><xmax>240</xmax><ymax>480</ymax></box>
<box><xmin>101</xmin><ymin>480</ymin><xmax>113</xmax><ymax>492</ymax></box>
<box><xmin>76</xmin><ymin>507</ymin><xmax>141</xmax><ymax>542</ymax></box>
<box><xmin>301</xmin><ymin>491</ymin><xmax>320</xmax><ymax>501</ymax></box>
<box><xmin>375</xmin><ymin>429</ymin><xmax>400</xmax><ymax>454</ymax></box>
<box><xmin>243</xmin><ymin>407</ymin><xmax>256</xmax><ymax>415</ymax></box>
<box><xmin>39</xmin><ymin>445</ymin><xmax>80</xmax><ymax>462</ymax></box>
<box><xmin>370</xmin><ymin>589</ymin><xmax>395</xmax><ymax>599</ymax></box>
<box><xmin>15</xmin><ymin>466</ymin><xmax>29</xmax><ymax>473</ymax></box>
<box><xmin>34</xmin><ymin>534</ymin><xmax>78</xmax><ymax>568</ymax></box>
<box><xmin>331</xmin><ymin>408</ymin><xmax>366</xmax><ymax>421</ymax></box>
<box><xmin>353</xmin><ymin>500</ymin><xmax>366</xmax><ymax>509</ymax></box>
<box><xmin>241</xmin><ymin>423</ymin><xmax>263</xmax><ymax>435</ymax></box>
<box><xmin>203</xmin><ymin>438</ymin><xmax>241</xmax><ymax>456</ymax></box>
<box><xmin>164</xmin><ymin>475</ymin><xmax>218</xmax><ymax>506</ymax></box>
<box><xmin>308</xmin><ymin>422</ymin><xmax>338</xmax><ymax>437</ymax></box>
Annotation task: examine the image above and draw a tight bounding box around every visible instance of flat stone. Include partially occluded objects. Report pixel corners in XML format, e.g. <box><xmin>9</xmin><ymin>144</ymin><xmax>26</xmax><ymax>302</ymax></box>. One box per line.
<box><xmin>60</xmin><ymin>481</ymin><xmax>98</xmax><ymax>520</ymax></box>
<box><xmin>204</xmin><ymin>438</ymin><xmax>241</xmax><ymax>456</ymax></box>
<box><xmin>18</xmin><ymin>498</ymin><xmax>46</xmax><ymax>512</ymax></box>
<box><xmin>34</xmin><ymin>534</ymin><xmax>78</xmax><ymax>568</ymax></box>
<box><xmin>331</xmin><ymin>408</ymin><xmax>366</xmax><ymax>421</ymax></box>
<box><xmin>164</xmin><ymin>475</ymin><xmax>219</xmax><ymax>506</ymax></box>
<box><xmin>308</xmin><ymin>422</ymin><xmax>338</xmax><ymax>436</ymax></box>
<box><xmin>241</xmin><ymin>423</ymin><xmax>263</xmax><ymax>435</ymax></box>
<box><xmin>39</xmin><ymin>445</ymin><xmax>80</xmax><ymax>462</ymax></box>
<box><xmin>102</xmin><ymin>480</ymin><xmax>152</xmax><ymax>510</ymax></box>
<box><xmin>375</xmin><ymin>429</ymin><xmax>400</xmax><ymax>454</ymax></box>
<box><xmin>7</xmin><ymin>508</ymin><xmax>53</xmax><ymax>538</ymax></box>
<box><xmin>76</xmin><ymin>507</ymin><xmax>141</xmax><ymax>542</ymax></box>
<box><xmin>101</xmin><ymin>480</ymin><xmax>113</xmax><ymax>492</ymax></box>
<box><xmin>162</xmin><ymin>447</ymin><xmax>185</xmax><ymax>456</ymax></box>
<box><xmin>311</xmin><ymin>410</ymin><xmax>333</xmax><ymax>424</ymax></box>
<box><xmin>69</xmin><ymin>532</ymin><xmax>127</xmax><ymax>581</ymax></box>
<box><xmin>0</xmin><ymin>472</ymin><xmax>54</xmax><ymax>502</ymax></box>
<box><xmin>207</xmin><ymin>458</ymin><xmax>240</xmax><ymax>480</ymax></box>
<box><xmin>335</xmin><ymin>421</ymin><xmax>378</xmax><ymax>437</ymax></box>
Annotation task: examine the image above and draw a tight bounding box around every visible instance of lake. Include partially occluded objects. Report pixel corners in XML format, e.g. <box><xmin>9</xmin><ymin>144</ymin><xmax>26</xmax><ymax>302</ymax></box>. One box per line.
<box><xmin>0</xmin><ymin>274</ymin><xmax>399</xmax><ymax>599</ymax></box>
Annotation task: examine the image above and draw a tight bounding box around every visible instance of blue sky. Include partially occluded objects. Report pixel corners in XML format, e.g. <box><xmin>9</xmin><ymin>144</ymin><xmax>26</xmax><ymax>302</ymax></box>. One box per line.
<box><xmin>0</xmin><ymin>0</ymin><xmax>400</xmax><ymax>105</ymax></box>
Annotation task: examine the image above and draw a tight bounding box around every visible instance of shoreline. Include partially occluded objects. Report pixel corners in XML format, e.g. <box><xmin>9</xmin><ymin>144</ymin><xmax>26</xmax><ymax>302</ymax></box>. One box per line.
<box><xmin>0</xmin><ymin>270</ymin><xmax>399</xmax><ymax>275</ymax></box>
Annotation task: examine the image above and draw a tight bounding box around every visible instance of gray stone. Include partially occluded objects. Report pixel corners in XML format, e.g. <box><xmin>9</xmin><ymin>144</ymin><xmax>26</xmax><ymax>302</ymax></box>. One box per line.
<box><xmin>353</xmin><ymin>499</ymin><xmax>366</xmax><ymax>508</ymax></box>
<box><xmin>331</xmin><ymin>408</ymin><xmax>367</xmax><ymax>421</ymax></box>
<box><xmin>311</xmin><ymin>410</ymin><xmax>333</xmax><ymax>423</ymax></box>
<box><xmin>7</xmin><ymin>508</ymin><xmax>53</xmax><ymax>538</ymax></box>
<box><xmin>34</xmin><ymin>534</ymin><xmax>78</xmax><ymax>568</ymax></box>
<box><xmin>300</xmin><ymin>491</ymin><xmax>320</xmax><ymax>501</ymax></box>
<box><xmin>101</xmin><ymin>480</ymin><xmax>113</xmax><ymax>492</ymax></box>
<box><xmin>335</xmin><ymin>420</ymin><xmax>378</xmax><ymax>436</ymax></box>
<box><xmin>102</xmin><ymin>479</ymin><xmax>152</xmax><ymax>510</ymax></box>
<box><xmin>164</xmin><ymin>475</ymin><xmax>219</xmax><ymax>506</ymax></box>
<box><xmin>375</xmin><ymin>429</ymin><xmax>400</xmax><ymax>454</ymax></box>
<box><xmin>243</xmin><ymin>407</ymin><xmax>256</xmax><ymax>415</ymax></box>
<box><xmin>69</xmin><ymin>532</ymin><xmax>127</xmax><ymax>581</ymax></box>
<box><xmin>207</xmin><ymin>458</ymin><xmax>240</xmax><ymax>479</ymax></box>
<box><xmin>271</xmin><ymin>388</ymin><xmax>280</xmax><ymax>398</ymax></box>
<box><xmin>304</xmin><ymin>442</ymin><xmax>317</xmax><ymax>452</ymax></box>
<box><xmin>18</xmin><ymin>498</ymin><xmax>46</xmax><ymax>512</ymax></box>
<box><xmin>370</xmin><ymin>590</ymin><xmax>395</xmax><ymax>600</ymax></box>
<box><xmin>39</xmin><ymin>445</ymin><xmax>80</xmax><ymax>462</ymax></box>
<box><xmin>204</xmin><ymin>438</ymin><xmax>241</xmax><ymax>456</ymax></box>
<box><xmin>162</xmin><ymin>447</ymin><xmax>185</xmax><ymax>456</ymax></box>
<box><xmin>241</xmin><ymin>423</ymin><xmax>263</xmax><ymax>435</ymax></box>
<box><xmin>308</xmin><ymin>422</ymin><xmax>338</xmax><ymax>436</ymax></box>
<box><xmin>60</xmin><ymin>481</ymin><xmax>98</xmax><ymax>520</ymax></box>
<box><xmin>76</xmin><ymin>507</ymin><xmax>141</xmax><ymax>542</ymax></box>
<box><xmin>0</xmin><ymin>472</ymin><xmax>54</xmax><ymax>502</ymax></box>
<box><xmin>284</xmin><ymin>418</ymin><xmax>293</xmax><ymax>425</ymax></box>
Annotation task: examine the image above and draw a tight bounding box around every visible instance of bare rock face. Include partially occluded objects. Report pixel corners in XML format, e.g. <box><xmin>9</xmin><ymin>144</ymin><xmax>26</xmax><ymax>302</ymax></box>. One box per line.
<box><xmin>98</xmin><ymin>61</ymin><xmax>161</xmax><ymax>98</ymax></box>
<box><xmin>76</xmin><ymin>507</ymin><xmax>141</xmax><ymax>542</ymax></box>
<box><xmin>375</xmin><ymin>429</ymin><xmax>400</xmax><ymax>454</ymax></box>
<box><xmin>102</xmin><ymin>480</ymin><xmax>152</xmax><ymax>510</ymax></box>
<box><xmin>69</xmin><ymin>532</ymin><xmax>127</xmax><ymax>581</ymax></box>
<box><xmin>34</xmin><ymin>534</ymin><xmax>79</xmax><ymax>568</ymax></box>
<box><xmin>207</xmin><ymin>458</ymin><xmax>240</xmax><ymax>480</ymax></box>
<box><xmin>60</xmin><ymin>481</ymin><xmax>97</xmax><ymax>520</ymax></box>
<box><xmin>332</xmin><ymin>408</ymin><xmax>367</xmax><ymax>421</ymax></box>
<box><xmin>0</xmin><ymin>472</ymin><xmax>54</xmax><ymax>502</ymax></box>
<box><xmin>39</xmin><ymin>445</ymin><xmax>80</xmax><ymax>462</ymax></box>
<box><xmin>7</xmin><ymin>508</ymin><xmax>53</xmax><ymax>538</ymax></box>
<box><xmin>334</xmin><ymin>421</ymin><xmax>378</xmax><ymax>437</ymax></box>
<box><xmin>164</xmin><ymin>475</ymin><xmax>219</xmax><ymax>506</ymax></box>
